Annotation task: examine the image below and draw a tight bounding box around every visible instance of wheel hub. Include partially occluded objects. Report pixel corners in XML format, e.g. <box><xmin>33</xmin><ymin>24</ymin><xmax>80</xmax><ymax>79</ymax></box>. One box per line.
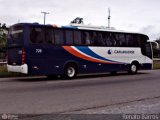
<box><xmin>131</xmin><ymin>65</ymin><xmax>137</xmax><ymax>72</ymax></box>
<box><xmin>67</xmin><ymin>67</ymin><xmax>75</xmax><ymax>77</ymax></box>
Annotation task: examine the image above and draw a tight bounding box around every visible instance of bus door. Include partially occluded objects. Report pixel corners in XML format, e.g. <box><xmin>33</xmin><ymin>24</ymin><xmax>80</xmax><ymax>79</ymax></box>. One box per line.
<box><xmin>144</xmin><ymin>42</ymin><xmax>152</xmax><ymax>59</ymax></box>
<box><xmin>140</xmin><ymin>35</ymin><xmax>152</xmax><ymax>61</ymax></box>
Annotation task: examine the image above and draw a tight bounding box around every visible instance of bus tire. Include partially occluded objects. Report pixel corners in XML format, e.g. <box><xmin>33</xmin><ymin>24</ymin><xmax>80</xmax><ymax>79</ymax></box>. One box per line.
<box><xmin>129</xmin><ymin>63</ymin><xmax>138</xmax><ymax>74</ymax></box>
<box><xmin>64</xmin><ymin>64</ymin><xmax>77</xmax><ymax>79</ymax></box>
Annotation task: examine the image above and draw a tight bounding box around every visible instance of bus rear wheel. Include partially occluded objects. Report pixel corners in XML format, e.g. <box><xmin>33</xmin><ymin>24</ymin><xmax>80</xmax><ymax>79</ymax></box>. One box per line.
<box><xmin>129</xmin><ymin>63</ymin><xmax>138</xmax><ymax>74</ymax></box>
<box><xmin>64</xmin><ymin>64</ymin><xmax>77</xmax><ymax>79</ymax></box>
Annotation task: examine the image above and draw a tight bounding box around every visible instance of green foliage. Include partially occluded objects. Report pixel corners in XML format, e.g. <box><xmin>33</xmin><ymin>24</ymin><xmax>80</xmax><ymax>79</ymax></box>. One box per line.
<box><xmin>0</xmin><ymin>32</ymin><xmax>7</xmax><ymax>51</ymax></box>
<box><xmin>0</xmin><ymin>66</ymin><xmax>23</xmax><ymax>78</ymax></box>
<box><xmin>152</xmin><ymin>42</ymin><xmax>160</xmax><ymax>58</ymax></box>
<box><xmin>0</xmin><ymin>24</ymin><xmax>8</xmax><ymax>59</ymax></box>
<box><xmin>153</xmin><ymin>60</ymin><xmax>160</xmax><ymax>69</ymax></box>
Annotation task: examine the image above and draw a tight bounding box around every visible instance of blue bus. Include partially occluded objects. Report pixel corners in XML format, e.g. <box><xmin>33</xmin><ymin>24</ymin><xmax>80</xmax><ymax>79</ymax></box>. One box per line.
<box><xmin>7</xmin><ymin>23</ymin><xmax>153</xmax><ymax>78</ymax></box>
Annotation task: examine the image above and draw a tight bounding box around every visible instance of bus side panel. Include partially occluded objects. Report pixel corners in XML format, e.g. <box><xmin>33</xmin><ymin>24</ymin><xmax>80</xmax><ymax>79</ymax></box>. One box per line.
<box><xmin>25</xmin><ymin>45</ymin><xmax>125</xmax><ymax>75</ymax></box>
<box><xmin>25</xmin><ymin>45</ymin><xmax>66</xmax><ymax>75</ymax></box>
<box><xmin>140</xmin><ymin>63</ymin><xmax>152</xmax><ymax>70</ymax></box>
<box><xmin>61</xmin><ymin>46</ymin><xmax>130</xmax><ymax>74</ymax></box>
<box><xmin>25</xmin><ymin>45</ymin><xmax>152</xmax><ymax>75</ymax></box>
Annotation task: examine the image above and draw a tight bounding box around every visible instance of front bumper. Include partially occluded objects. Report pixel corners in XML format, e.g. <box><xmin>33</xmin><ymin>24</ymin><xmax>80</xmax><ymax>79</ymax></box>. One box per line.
<box><xmin>7</xmin><ymin>64</ymin><xmax>28</xmax><ymax>74</ymax></box>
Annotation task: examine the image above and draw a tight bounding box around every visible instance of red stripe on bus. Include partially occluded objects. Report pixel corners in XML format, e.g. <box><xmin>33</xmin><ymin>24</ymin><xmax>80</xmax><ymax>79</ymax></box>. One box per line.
<box><xmin>63</xmin><ymin>46</ymin><xmax>113</xmax><ymax>64</ymax></box>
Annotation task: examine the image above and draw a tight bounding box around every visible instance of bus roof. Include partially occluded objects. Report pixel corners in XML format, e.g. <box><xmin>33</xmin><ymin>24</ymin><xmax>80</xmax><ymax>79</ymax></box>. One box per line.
<box><xmin>12</xmin><ymin>23</ymin><xmax>149</xmax><ymax>37</ymax></box>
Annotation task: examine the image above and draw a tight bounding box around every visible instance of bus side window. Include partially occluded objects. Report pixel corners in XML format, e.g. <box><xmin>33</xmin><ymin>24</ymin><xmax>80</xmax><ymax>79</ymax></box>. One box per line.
<box><xmin>133</xmin><ymin>35</ymin><xmax>139</xmax><ymax>47</ymax></box>
<box><xmin>36</xmin><ymin>28</ymin><xmax>45</xmax><ymax>44</ymax></box>
<box><xmin>103</xmin><ymin>33</ymin><xmax>111</xmax><ymax>46</ymax></box>
<box><xmin>45</xmin><ymin>28</ymin><xmax>54</xmax><ymax>44</ymax></box>
<box><xmin>30</xmin><ymin>27</ymin><xmax>45</xmax><ymax>44</ymax></box>
<box><xmin>90</xmin><ymin>32</ymin><xmax>97</xmax><ymax>46</ymax></box>
<box><xmin>119</xmin><ymin>34</ymin><xmax>126</xmax><ymax>47</ymax></box>
<box><xmin>110</xmin><ymin>33</ymin><xmax>117</xmax><ymax>47</ymax></box>
<box><xmin>127</xmin><ymin>34</ymin><xmax>138</xmax><ymax>47</ymax></box>
<box><xmin>84</xmin><ymin>32</ymin><xmax>91</xmax><ymax>45</ymax></box>
<box><xmin>30</xmin><ymin>28</ymin><xmax>38</xmax><ymax>44</ymax></box>
<box><xmin>126</xmin><ymin>34</ymin><xmax>132</xmax><ymax>47</ymax></box>
<box><xmin>97</xmin><ymin>33</ymin><xmax>105</xmax><ymax>46</ymax></box>
<box><xmin>74</xmin><ymin>30</ymin><xmax>82</xmax><ymax>45</ymax></box>
<box><xmin>54</xmin><ymin>29</ymin><xmax>64</xmax><ymax>45</ymax></box>
<box><xmin>81</xmin><ymin>32</ymin><xmax>85</xmax><ymax>45</ymax></box>
<box><xmin>65</xmin><ymin>30</ymin><xmax>73</xmax><ymax>45</ymax></box>
<box><xmin>115</xmin><ymin>34</ymin><xmax>119</xmax><ymax>46</ymax></box>
<box><xmin>137</xmin><ymin>35</ymin><xmax>141</xmax><ymax>47</ymax></box>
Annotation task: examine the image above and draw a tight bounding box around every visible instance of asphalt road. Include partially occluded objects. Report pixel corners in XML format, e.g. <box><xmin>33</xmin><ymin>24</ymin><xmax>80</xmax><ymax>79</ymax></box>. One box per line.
<box><xmin>0</xmin><ymin>70</ymin><xmax>160</xmax><ymax>116</ymax></box>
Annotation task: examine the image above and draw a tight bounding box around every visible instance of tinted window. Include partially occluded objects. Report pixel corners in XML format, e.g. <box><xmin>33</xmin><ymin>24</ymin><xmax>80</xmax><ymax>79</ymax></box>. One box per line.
<box><xmin>96</xmin><ymin>32</ymin><xmax>105</xmax><ymax>46</ymax></box>
<box><xmin>114</xmin><ymin>34</ymin><xmax>120</xmax><ymax>46</ymax></box>
<box><xmin>110</xmin><ymin>33</ymin><xmax>117</xmax><ymax>47</ymax></box>
<box><xmin>140</xmin><ymin>35</ymin><xmax>148</xmax><ymax>45</ymax></box>
<box><xmin>29</xmin><ymin>27</ymin><xmax>145</xmax><ymax>47</ymax></box>
<box><xmin>81</xmin><ymin>31</ymin><xmax>106</xmax><ymax>46</ymax></box>
<box><xmin>8</xmin><ymin>25</ymin><xmax>23</xmax><ymax>45</ymax></box>
<box><xmin>137</xmin><ymin>35</ymin><xmax>141</xmax><ymax>46</ymax></box>
<box><xmin>45</xmin><ymin>28</ymin><xmax>54</xmax><ymax>44</ymax></box>
<box><xmin>54</xmin><ymin>29</ymin><xmax>64</xmax><ymax>44</ymax></box>
<box><xmin>82</xmin><ymin>31</ymin><xmax>91</xmax><ymax>45</ymax></box>
<box><xmin>133</xmin><ymin>35</ymin><xmax>139</xmax><ymax>47</ymax></box>
<box><xmin>90</xmin><ymin>32</ymin><xmax>97</xmax><ymax>46</ymax></box>
<box><xmin>30</xmin><ymin>27</ymin><xmax>45</xmax><ymax>44</ymax></box>
<box><xmin>74</xmin><ymin>31</ymin><xmax>82</xmax><ymax>45</ymax></box>
<box><xmin>145</xmin><ymin>43</ymin><xmax>152</xmax><ymax>58</ymax></box>
<box><xmin>30</xmin><ymin>28</ymin><xmax>37</xmax><ymax>43</ymax></box>
<box><xmin>140</xmin><ymin>35</ymin><xmax>149</xmax><ymax>55</ymax></box>
<box><xmin>9</xmin><ymin>25</ymin><xmax>23</xmax><ymax>39</ymax></box>
<box><xmin>102</xmin><ymin>33</ymin><xmax>140</xmax><ymax>47</ymax></box>
<box><xmin>126</xmin><ymin>34</ymin><xmax>139</xmax><ymax>47</ymax></box>
<box><xmin>119</xmin><ymin>34</ymin><xmax>126</xmax><ymax>46</ymax></box>
<box><xmin>90</xmin><ymin>32</ymin><xmax>105</xmax><ymax>46</ymax></box>
<box><xmin>126</xmin><ymin>34</ymin><xmax>133</xmax><ymax>47</ymax></box>
<box><xmin>65</xmin><ymin>30</ymin><xmax>73</xmax><ymax>45</ymax></box>
<box><xmin>103</xmin><ymin>32</ymin><xmax>112</xmax><ymax>46</ymax></box>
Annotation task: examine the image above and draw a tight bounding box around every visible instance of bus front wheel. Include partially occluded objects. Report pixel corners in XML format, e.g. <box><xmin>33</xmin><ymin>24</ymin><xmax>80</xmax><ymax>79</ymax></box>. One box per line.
<box><xmin>64</xmin><ymin>64</ymin><xmax>77</xmax><ymax>79</ymax></box>
<box><xmin>129</xmin><ymin>63</ymin><xmax>138</xmax><ymax>74</ymax></box>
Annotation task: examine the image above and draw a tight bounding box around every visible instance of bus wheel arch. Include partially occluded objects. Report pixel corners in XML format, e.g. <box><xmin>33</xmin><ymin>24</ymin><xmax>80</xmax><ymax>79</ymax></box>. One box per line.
<box><xmin>129</xmin><ymin>61</ymin><xmax>140</xmax><ymax>74</ymax></box>
<box><xmin>63</xmin><ymin>62</ymin><xmax>78</xmax><ymax>79</ymax></box>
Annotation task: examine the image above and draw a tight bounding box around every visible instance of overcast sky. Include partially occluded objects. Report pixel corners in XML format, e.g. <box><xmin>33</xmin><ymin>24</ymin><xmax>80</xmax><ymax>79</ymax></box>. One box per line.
<box><xmin>0</xmin><ymin>0</ymin><xmax>160</xmax><ymax>40</ymax></box>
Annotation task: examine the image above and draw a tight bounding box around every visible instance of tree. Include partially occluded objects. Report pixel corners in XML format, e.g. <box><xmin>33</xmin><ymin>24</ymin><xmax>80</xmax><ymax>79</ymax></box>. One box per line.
<box><xmin>0</xmin><ymin>23</ymin><xmax>8</xmax><ymax>59</ymax></box>
<box><xmin>152</xmin><ymin>38</ymin><xmax>160</xmax><ymax>58</ymax></box>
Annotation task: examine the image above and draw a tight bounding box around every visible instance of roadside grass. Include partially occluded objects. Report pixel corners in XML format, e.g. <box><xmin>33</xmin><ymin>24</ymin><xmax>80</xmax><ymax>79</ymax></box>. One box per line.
<box><xmin>0</xmin><ymin>65</ymin><xmax>22</xmax><ymax>77</ymax></box>
<box><xmin>153</xmin><ymin>60</ymin><xmax>160</xmax><ymax>69</ymax></box>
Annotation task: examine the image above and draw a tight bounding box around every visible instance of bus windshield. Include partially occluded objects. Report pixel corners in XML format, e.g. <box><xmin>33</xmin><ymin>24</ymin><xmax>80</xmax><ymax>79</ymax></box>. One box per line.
<box><xmin>8</xmin><ymin>25</ymin><xmax>23</xmax><ymax>45</ymax></box>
